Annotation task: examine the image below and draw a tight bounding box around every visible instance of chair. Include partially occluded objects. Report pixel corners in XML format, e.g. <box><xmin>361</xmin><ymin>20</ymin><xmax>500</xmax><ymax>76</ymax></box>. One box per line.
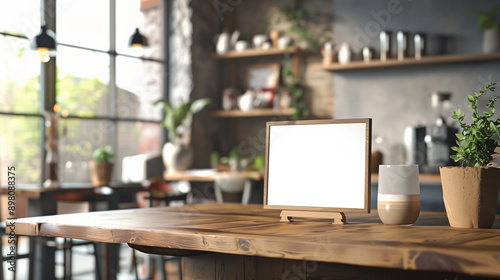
<box><xmin>214</xmin><ymin>172</ymin><xmax>252</xmax><ymax>204</ymax></box>
<box><xmin>1</xmin><ymin>221</ymin><xmax>35</xmax><ymax>280</ymax></box>
<box><xmin>47</xmin><ymin>186</ymin><xmax>115</xmax><ymax>280</ymax></box>
<box><xmin>133</xmin><ymin>180</ymin><xmax>191</xmax><ymax>280</ymax></box>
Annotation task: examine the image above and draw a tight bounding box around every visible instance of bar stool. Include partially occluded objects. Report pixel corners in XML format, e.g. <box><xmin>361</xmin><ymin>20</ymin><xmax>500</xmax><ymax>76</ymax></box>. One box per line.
<box><xmin>214</xmin><ymin>172</ymin><xmax>252</xmax><ymax>204</ymax></box>
<box><xmin>1</xmin><ymin>221</ymin><xmax>34</xmax><ymax>280</ymax></box>
<box><xmin>47</xmin><ymin>186</ymin><xmax>115</xmax><ymax>280</ymax></box>
<box><xmin>133</xmin><ymin>180</ymin><xmax>190</xmax><ymax>280</ymax></box>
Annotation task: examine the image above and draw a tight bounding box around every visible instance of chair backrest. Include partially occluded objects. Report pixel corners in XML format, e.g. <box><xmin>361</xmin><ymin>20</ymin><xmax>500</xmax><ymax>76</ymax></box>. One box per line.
<box><xmin>214</xmin><ymin>172</ymin><xmax>251</xmax><ymax>204</ymax></box>
<box><xmin>52</xmin><ymin>187</ymin><xmax>115</xmax><ymax>214</ymax></box>
<box><xmin>143</xmin><ymin>180</ymin><xmax>191</xmax><ymax>208</ymax></box>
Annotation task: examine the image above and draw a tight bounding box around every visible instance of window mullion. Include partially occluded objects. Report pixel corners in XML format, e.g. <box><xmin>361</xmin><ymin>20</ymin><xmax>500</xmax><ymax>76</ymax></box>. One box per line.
<box><xmin>108</xmin><ymin>0</ymin><xmax>117</xmax><ymax>157</ymax></box>
<box><xmin>162</xmin><ymin>0</ymin><xmax>171</xmax><ymax>145</ymax></box>
<box><xmin>40</xmin><ymin>0</ymin><xmax>57</xmax><ymax>186</ymax></box>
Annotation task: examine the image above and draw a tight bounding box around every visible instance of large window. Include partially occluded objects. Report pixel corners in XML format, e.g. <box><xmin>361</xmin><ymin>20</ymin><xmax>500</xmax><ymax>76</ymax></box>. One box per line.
<box><xmin>0</xmin><ymin>1</ymin><xmax>42</xmax><ymax>186</ymax></box>
<box><xmin>0</xmin><ymin>0</ymin><xmax>165</xmax><ymax>185</ymax></box>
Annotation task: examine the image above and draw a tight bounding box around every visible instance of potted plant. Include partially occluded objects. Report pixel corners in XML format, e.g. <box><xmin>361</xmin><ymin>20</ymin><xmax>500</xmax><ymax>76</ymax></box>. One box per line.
<box><xmin>89</xmin><ymin>145</ymin><xmax>115</xmax><ymax>187</ymax></box>
<box><xmin>440</xmin><ymin>80</ymin><xmax>500</xmax><ymax>228</ymax></box>
<box><xmin>155</xmin><ymin>97</ymin><xmax>211</xmax><ymax>173</ymax></box>
<box><xmin>228</xmin><ymin>147</ymin><xmax>241</xmax><ymax>171</ymax></box>
<box><xmin>477</xmin><ymin>4</ymin><xmax>500</xmax><ymax>53</ymax></box>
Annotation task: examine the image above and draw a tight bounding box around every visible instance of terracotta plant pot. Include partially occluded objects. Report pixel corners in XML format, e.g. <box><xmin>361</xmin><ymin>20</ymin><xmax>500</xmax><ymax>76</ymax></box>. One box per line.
<box><xmin>440</xmin><ymin>166</ymin><xmax>500</xmax><ymax>228</ymax></box>
<box><xmin>89</xmin><ymin>161</ymin><xmax>113</xmax><ymax>187</ymax></box>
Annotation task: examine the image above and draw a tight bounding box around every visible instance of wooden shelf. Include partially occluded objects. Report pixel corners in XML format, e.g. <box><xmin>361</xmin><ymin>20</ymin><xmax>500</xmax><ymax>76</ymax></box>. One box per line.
<box><xmin>210</xmin><ymin>108</ymin><xmax>296</xmax><ymax>118</ymax></box>
<box><xmin>318</xmin><ymin>53</ymin><xmax>500</xmax><ymax>72</ymax></box>
<box><xmin>163</xmin><ymin>170</ymin><xmax>264</xmax><ymax>182</ymax></box>
<box><xmin>371</xmin><ymin>173</ymin><xmax>441</xmax><ymax>184</ymax></box>
<box><xmin>210</xmin><ymin>47</ymin><xmax>310</xmax><ymax>59</ymax></box>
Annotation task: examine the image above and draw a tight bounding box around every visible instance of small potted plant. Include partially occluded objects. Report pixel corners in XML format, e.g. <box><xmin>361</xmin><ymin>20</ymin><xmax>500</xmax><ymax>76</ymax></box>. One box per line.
<box><xmin>89</xmin><ymin>145</ymin><xmax>115</xmax><ymax>187</ymax></box>
<box><xmin>440</xmin><ymin>79</ymin><xmax>500</xmax><ymax>228</ymax></box>
<box><xmin>228</xmin><ymin>148</ymin><xmax>241</xmax><ymax>171</ymax></box>
<box><xmin>155</xmin><ymin>97</ymin><xmax>211</xmax><ymax>173</ymax></box>
<box><xmin>477</xmin><ymin>4</ymin><xmax>500</xmax><ymax>53</ymax></box>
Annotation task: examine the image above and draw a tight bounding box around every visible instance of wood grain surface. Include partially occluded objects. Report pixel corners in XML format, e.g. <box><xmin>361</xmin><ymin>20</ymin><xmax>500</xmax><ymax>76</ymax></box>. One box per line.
<box><xmin>12</xmin><ymin>203</ymin><xmax>500</xmax><ymax>278</ymax></box>
<box><xmin>318</xmin><ymin>52</ymin><xmax>500</xmax><ymax>72</ymax></box>
<box><xmin>163</xmin><ymin>170</ymin><xmax>263</xmax><ymax>182</ymax></box>
<box><xmin>0</xmin><ymin>183</ymin><xmax>144</xmax><ymax>199</ymax></box>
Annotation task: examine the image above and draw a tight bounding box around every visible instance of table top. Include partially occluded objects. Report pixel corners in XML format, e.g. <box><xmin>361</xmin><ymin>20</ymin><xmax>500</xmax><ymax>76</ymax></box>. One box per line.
<box><xmin>163</xmin><ymin>170</ymin><xmax>264</xmax><ymax>182</ymax></box>
<box><xmin>163</xmin><ymin>170</ymin><xmax>441</xmax><ymax>184</ymax></box>
<box><xmin>13</xmin><ymin>203</ymin><xmax>500</xmax><ymax>278</ymax></box>
<box><xmin>0</xmin><ymin>182</ymin><xmax>145</xmax><ymax>199</ymax></box>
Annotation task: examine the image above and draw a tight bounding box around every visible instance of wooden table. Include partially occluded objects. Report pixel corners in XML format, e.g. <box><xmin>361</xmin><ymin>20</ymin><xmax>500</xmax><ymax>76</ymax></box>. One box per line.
<box><xmin>13</xmin><ymin>203</ymin><xmax>500</xmax><ymax>279</ymax></box>
<box><xmin>1</xmin><ymin>182</ymin><xmax>145</xmax><ymax>280</ymax></box>
<box><xmin>163</xmin><ymin>169</ymin><xmax>264</xmax><ymax>182</ymax></box>
<box><xmin>164</xmin><ymin>170</ymin><xmax>439</xmax><ymax>183</ymax></box>
<box><xmin>0</xmin><ymin>182</ymin><xmax>145</xmax><ymax>200</ymax></box>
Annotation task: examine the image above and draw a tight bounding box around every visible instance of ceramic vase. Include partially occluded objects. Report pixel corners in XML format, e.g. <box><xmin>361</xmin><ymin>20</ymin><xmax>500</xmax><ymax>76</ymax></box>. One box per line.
<box><xmin>482</xmin><ymin>28</ymin><xmax>500</xmax><ymax>53</ymax></box>
<box><xmin>162</xmin><ymin>142</ymin><xmax>193</xmax><ymax>173</ymax></box>
<box><xmin>440</xmin><ymin>166</ymin><xmax>500</xmax><ymax>228</ymax></box>
<box><xmin>89</xmin><ymin>161</ymin><xmax>113</xmax><ymax>187</ymax></box>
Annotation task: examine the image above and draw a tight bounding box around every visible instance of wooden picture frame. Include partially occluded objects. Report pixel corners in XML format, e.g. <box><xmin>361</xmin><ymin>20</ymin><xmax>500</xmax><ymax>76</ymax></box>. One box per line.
<box><xmin>264</xmin><ymin>119</ymin><xmax>372</xmax><ymax>222</ymax></box>
<box><xmin>245</xmin><ymin>63</ymin><xmax>280</xmax><ymax>90</ymax></box>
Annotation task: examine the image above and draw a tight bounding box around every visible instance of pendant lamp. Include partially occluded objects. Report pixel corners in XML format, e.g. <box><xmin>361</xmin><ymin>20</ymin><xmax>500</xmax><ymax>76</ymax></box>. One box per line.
<box><xmin>129</xmin><ymin>28</ymin><xmax>148</xmax><ymax>56</ymax></box>
<box><xmin>30</xmin><ymin>25</ymin><xmax>57</xmax><ymax>63</ymax></box>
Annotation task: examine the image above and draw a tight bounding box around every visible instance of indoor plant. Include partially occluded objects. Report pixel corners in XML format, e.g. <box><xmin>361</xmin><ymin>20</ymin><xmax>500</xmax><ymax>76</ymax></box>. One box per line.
<box><xmin>268</xmin><ymin>5</ymin><xmax>323</xmax><ymax>50</ymax></box>
<box><xmin>155</xmin><ymin>97</ymin><xmax>211</xmax><ymax>173</ymax></box>
<box><xmin>280</xmin><ymin>51</ymin><xmax>309</xmax><ymax>120</ymax></box>
<box><xmin>440</xmin><ymin>80</ymin><xmax>500</xmax><ymax>228</ymax></box>
<box><xmin>89</xmin><ymin>145</ymin><xmax>115</xmax><ymax>187</ymax></box>
<box><xmin>477</xmin><ymin>4</ymin><xmax>500</xmax><ymax>53</ymax></box>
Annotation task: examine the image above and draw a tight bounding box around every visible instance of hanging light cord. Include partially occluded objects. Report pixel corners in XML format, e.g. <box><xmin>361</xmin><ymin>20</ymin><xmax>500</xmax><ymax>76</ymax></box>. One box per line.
<box><xmin>0</xmin><ymin>31</ymin><xmax>162</xmax><ymax>63</ymax></box>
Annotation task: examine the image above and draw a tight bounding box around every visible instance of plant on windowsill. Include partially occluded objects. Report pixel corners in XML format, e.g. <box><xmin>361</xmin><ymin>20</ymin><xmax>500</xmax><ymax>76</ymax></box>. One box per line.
<box><xmin>89</xmin><ymin>145</ymin><xmax>115</xmax><ymax>187</ymax></box>
<box><xmin>477</xmin><ymin>4</ymin><xmax>500</xmax><ymax>53</ymax></box>
<box><xmin>440</xmin><ymin>79</ymin><xmax>500</xmax><ymax>228</ymax></box>
<box><xmin>155</xmin><ymin>97</ymin><xmax>211</xmax><ymax>173</ymax></box>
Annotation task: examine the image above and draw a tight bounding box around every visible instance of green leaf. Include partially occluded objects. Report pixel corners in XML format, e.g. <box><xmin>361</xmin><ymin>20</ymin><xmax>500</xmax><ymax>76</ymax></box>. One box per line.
<box><xmin>157</xmin><ymin>97</ymin><xmax>212</xmax><ymax>140</ymax></box>
<box><xmin>190</xmin><ymin>98</ymin><xmax>211</xmax><ymax>114</ymax></box>
<box><xmin>450</xmin><ymin>80</ymin><xmax>499</xmax><ymax>167</ymax></box>
<box><xmin>467</xmin><ymin>94</ymin><xmax>474</xmax><ymax>102</ymax></box>
<box><xmin>93</xmin><ymin>145</ymin><xmax>115</xmax><ymax>162</ymax></box>
<box><xmin>491</xmin><ymin>122</ymin><xmax>498</xmax><ymax>131</ymax></box>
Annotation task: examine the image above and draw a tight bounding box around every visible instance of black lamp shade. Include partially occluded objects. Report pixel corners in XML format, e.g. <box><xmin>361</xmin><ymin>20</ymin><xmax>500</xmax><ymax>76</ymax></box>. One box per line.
<box><xmin>30</xmin><ymin>25</ymin><xmax>57</xmax><ymax>50</ymax></box>
<box><xmin>129</xmin><ymin>28</ymin><xmax>148</xmax><ymax>48</ymax></box>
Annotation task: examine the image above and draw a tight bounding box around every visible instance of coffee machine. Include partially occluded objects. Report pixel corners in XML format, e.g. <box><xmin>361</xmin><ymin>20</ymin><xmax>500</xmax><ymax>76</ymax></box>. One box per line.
<box><xmin>404</xmin><ymin>92</ymin><xmax>458</xmax><ymax>173</ymax></box>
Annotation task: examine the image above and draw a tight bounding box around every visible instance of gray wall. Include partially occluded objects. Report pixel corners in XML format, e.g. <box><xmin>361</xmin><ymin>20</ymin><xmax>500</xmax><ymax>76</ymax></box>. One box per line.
<box><xmin>189</xmin><ymin>0</ymin><xmax>500</xmax><ymax>167</ymax></box>
<box><xmin>333</xmin><ymin>0</ymin><xmax>500</xmax><ymax>164</ymax></box>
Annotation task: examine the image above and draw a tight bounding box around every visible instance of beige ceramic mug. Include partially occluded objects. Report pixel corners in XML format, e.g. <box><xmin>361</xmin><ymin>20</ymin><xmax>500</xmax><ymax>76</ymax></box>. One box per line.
<box><xmin>377</xmin><ymin>164</ymin><xmax>420</xmax><ymax>225</ymax></box>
